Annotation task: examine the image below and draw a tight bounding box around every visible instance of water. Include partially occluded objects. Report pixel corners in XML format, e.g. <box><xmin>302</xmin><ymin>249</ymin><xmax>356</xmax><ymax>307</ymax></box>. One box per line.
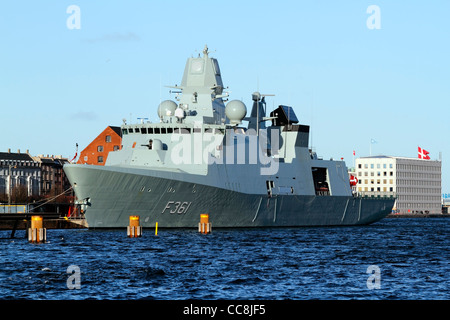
<box><xmin>0</xmin><ymin>218</ymin><xmax>448</xmax><ymax>300</ymax></box>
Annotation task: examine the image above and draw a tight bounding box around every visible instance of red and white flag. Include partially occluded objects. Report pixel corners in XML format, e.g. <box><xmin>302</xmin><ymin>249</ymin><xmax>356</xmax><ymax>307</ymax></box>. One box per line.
<box><xmin>418</xmin><ymin>146</ymin><xmax>430</xmax><ymax>160</ymax></box>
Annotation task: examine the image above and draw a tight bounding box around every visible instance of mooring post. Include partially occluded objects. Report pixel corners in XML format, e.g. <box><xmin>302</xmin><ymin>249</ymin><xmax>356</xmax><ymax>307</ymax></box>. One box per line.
<box><xmin>127</xmin><ymin>215</ymin><xmax>142</xmax><ymax>237</ymax></box>
<box><xmin>10</xmin><ymin>218</ymin><xmax>19</xmax><ymax>239</ymax></box>
<box><xmin>198</xmin><ymin>214</ymin><xmax>212</xmax><ymax>234</ymax></box>
<box><xmin>28</xmin><ymin>215</ymin><xmax>46</xmax><ymax>243</ymax></box>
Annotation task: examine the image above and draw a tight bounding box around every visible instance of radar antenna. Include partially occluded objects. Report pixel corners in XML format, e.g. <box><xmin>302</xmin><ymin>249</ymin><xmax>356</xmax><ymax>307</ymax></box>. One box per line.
<box><xmin>252</xmin><ymin>92</ymin><xmax>274</xmax><ymax>135</ymax></box>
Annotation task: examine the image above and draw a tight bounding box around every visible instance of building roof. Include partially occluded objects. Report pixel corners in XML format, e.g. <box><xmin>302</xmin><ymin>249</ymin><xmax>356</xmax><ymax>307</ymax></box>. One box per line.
<box><xmin>109</xmin><ymin>126</ymin><xmax>122</xmax><ymax>137</ymax></box>
<box><xmin>0</xmin><ymin>152</ymin><xmax>34</xmax><ymax>162</ymax></box>
<box><xmin>358</xmin><ymin>155</ymin><xmax>441</xmax><ymax>162</ymax></box>
<box><xmin>36</xmin><ymin>157</ymin><xmax>68</xmax><ymax>166</ymax></box>
<box><xmin>358</xmin><ymin>156</ymin><xmax>393</xmax><ymax>159</ymax></box>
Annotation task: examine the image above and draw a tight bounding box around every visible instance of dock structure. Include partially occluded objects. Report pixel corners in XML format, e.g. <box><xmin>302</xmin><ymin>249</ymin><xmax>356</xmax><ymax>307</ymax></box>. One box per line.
<box><xmin>0</xmin><ymin>212</ymin><xmax>87</xmax><ymax>238</ymax></box>
<box><xmin>387</xmin><ymin>213</ymin><xmax>449</xmax><ymax>218</ymax></box>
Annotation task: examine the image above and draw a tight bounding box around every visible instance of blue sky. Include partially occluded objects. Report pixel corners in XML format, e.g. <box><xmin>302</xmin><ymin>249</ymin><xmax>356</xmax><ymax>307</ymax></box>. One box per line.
<box><xmin>1</xmin><ymin>1</ymin><xmax>449</xmax><ymax>191</ymax></box>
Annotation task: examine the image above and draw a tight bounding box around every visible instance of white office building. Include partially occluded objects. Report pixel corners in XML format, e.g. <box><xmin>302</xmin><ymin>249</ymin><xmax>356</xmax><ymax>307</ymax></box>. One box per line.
<box><xmin>355</xmin><ymin>156</ymin><xmax>442</xmax><ymax>214</ymax></box>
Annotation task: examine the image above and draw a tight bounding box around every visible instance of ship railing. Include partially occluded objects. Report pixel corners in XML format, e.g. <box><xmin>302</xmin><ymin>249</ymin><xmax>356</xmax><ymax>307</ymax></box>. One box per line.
<box><xmin>355</xmin><ymin>191</ymin><xmax>397</xmax><ymax>199</ymax></box>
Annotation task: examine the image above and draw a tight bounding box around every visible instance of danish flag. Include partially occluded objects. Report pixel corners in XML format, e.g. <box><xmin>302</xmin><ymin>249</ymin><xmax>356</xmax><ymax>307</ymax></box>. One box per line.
<box><xmin>418</xmin><ymin>146</ymin><xmax>430</xmax><ymax>160</ymax></box>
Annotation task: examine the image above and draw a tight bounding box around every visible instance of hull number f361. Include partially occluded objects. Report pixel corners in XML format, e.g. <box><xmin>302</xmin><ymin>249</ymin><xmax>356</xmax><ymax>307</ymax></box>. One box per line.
<box><xmin>162</xmin><ymin>201</ymin><xmax>192</xmax><ymax>214</ymax></box>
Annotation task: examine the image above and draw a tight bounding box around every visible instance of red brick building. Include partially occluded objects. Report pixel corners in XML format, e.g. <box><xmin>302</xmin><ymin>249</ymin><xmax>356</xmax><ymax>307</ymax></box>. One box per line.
<box><xmin>77</xmin><ymin>126</ymin><xmax>122</xmax><ymax>165</ymax></box>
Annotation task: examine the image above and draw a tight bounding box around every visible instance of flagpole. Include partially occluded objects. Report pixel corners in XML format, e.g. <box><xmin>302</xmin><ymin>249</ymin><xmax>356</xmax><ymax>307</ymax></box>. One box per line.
<box><xmin>370</xmin><ymin>138</ymin><xmax>377</xmax><ymax>157</ymax></box>
<box><xmin>353</xmin><ymin>150</ymin><xmax>355</xmax><ymax>169</ymax></box>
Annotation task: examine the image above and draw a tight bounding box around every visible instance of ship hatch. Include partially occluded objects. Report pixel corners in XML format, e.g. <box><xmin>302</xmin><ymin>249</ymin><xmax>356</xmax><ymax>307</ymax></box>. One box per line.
<box><xmin>312</xmin><ymin>167</ymin><xmax>330</xmax><ymax>196</ymax></box>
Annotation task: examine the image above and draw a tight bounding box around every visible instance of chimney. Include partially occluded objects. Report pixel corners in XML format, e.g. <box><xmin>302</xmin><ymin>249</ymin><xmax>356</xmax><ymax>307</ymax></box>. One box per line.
<box><xmin>8</xmin><ymin>148</ymin><xmax>11</xmax><ymax>153</ymax></box>
<box><xmin>17</xmin><ymin>149</ymin><xmax>20</xmax><ymax>154</ymax></box>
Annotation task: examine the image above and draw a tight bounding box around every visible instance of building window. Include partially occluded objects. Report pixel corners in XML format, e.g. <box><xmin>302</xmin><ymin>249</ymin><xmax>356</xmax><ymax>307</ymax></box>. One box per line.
<box><xmin>113</xmin><ymin>145</ymin><xmax>120</xmax><ymax>151</ymax></box>
<box><xmin>106</xmin><ymin>135</ymin><xmax>111</xmax><ymax>143</ymax></box>
<box><xmin>98</xmin><ymin>145</ymin><xmax>104</xmax><ymax>152</ymax></box>
<box><xmin>98</xmin><ymin>156</ymin><xmax>104</xmax><ymax>163</ymax></box>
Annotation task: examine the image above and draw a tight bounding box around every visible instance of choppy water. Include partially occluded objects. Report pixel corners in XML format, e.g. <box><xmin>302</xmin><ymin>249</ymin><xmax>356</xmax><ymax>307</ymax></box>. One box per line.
<box><xmin>0</xmin><ymin>218</ymin><xmax>448</xmax><ymax>300</ymax></box>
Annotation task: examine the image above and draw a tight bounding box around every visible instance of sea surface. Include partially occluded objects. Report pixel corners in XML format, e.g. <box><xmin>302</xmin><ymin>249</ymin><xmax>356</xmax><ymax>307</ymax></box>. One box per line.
<box><xmin>0</xmin><ymin>218</ymin><xmax>448</xmax><ymax>300</ymax></box>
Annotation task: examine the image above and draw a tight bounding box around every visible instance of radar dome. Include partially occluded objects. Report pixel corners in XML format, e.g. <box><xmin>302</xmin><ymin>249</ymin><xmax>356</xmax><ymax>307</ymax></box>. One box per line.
<box><xmin>157</xmin><ymin>100</ymin><xmax>177</xmax><ymax>119</ymax></box>
<box><xmin>225</xmin><ymin>100</ymin><xmax>247</xmax><ymax>125</ymax></box>
<box><xmin>175</xmin><ymin>107</ymin><xmax>185</xmax><ymax>119</ymax></box>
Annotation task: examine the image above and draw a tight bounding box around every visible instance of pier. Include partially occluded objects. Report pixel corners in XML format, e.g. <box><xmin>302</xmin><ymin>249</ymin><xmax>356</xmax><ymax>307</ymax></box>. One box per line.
<box><xmin>387</xmin><ymin>213</ymin><xmax>450</xmax><ymax>218</ymax></box>
<box><xmin>0</xmin><ymin>212</ymin><xmax>87</xmax><ymax>238</ymax></box>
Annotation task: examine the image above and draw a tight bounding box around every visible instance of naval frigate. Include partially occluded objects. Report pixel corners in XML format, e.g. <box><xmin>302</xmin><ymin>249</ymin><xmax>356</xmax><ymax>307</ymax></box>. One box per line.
<box><xmin>63</xmin><ymin>46</ymin><xmax>395</xmax><ymax>228</ymax></box>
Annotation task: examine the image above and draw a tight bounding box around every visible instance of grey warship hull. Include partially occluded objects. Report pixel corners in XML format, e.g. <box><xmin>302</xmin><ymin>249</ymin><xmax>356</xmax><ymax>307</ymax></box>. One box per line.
<box><xmin>64</xmin><ymin>46</ymin><xmax>395</xmax><ymax>228</ymax></box>
<box><xmin>64</xmin><ymin>164</ymin><xmax>394</xmax><ymax>228</ymax></box>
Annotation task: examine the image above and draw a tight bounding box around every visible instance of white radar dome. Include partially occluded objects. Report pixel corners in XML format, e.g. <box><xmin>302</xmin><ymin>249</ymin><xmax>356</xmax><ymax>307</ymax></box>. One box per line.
<box><xmin>225</xmin><ymin>100</ymin><xmax>247</xmax><ymax>125</ymax></box>
<box><xmin>175</xmin><ymin>107</ymin><xmax>185</xmax><ymax>119</ymax></box>
<box><xmin>157</xmin><ymin>100</ymin><xmax>177</xmax><ymax>119</ymax></box>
